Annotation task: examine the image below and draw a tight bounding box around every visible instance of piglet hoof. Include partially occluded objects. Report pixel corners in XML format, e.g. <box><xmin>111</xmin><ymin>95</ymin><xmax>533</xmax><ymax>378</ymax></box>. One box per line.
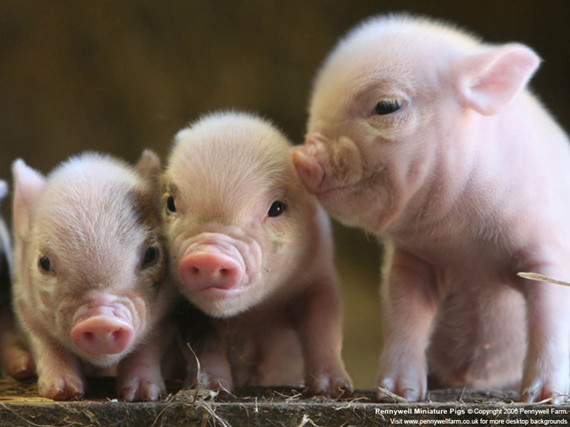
<box><xmin>118</xmin><ymin>366</ymin><xmax>166</xmax><ymax>402</ymax></box>
<box><xmin>119</xmin><ymin>377</ymin><xmax>166</xmax><ymax>402</ymax></box>
<box><xmin>306</xmin><ymin>368</ymin><xmax>354</xmax><ymax>398</ymax></box>
<box><xmin>521</xmin><ymin>381</ymin><xmax>569</xmax><ymax>405</ymax></box>
<box><xmin>38</xmin><ymin>375</ymin><xmax>85</xmax><ymax>401</ymax></box>
<box><xmin>377</xmin><ymin>376</ymin><xmax>425</xmax><ymax>403</ymax></box>
<box><xmin>197</xmin><ymin>373</ymin><xmax>233</xmax><ymax>399</ymax></box>
<box><xmin>3</xmin><ymin>347</ymin><xmax>35</xmax><ymax>379</ymax></box>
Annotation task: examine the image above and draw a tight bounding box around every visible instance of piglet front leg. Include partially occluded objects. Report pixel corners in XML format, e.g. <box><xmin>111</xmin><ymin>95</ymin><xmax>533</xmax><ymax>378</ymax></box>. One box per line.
<box><xmin>20</xmin><ymin>310</ymin><xmax>85</xmax><ymax>400</ymax></box>
<box><xmin>188</xmin><ymin>329</ymin><xmax>233</xmax><ymax>396</ymax></box>
<box><xmin>30</xmin><ymin>333</ymin><xmax>85</xmax><ymax>400</ymax></box>
<box><xmin>0</xmin><ymin>309</ymin><xmax>35</xmax><ymax>378</ymax></box>
<box><xmin>377</xmin><ymin>248</ymin><xmax>437</xmax><ymax>402</ymax></box>
<box><xmin>296</xmin><ymin>278</ymin><xmax>353</xmax><ymax>398</ymax></box>
<box><xmin>520</xmin><ymin>265</ymin><xmax>570</xmax><ymax>404</ymax></box>
<box><xmin>116</xmin><ymin>324</ymin><xmax>173</xmax><ymax>401</ymax></box>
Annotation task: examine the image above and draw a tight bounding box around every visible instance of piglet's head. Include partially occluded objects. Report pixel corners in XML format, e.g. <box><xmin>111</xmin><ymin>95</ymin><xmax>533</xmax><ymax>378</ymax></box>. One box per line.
<box><xmin>12</xmin><ymin>150</ymin><xmax>168</xmax><ymax>367</ymax></box>
<box><xmin>293</xmin><ymin>14</ymin><xmax>540</xmax><ymax>233</ymax></box>
<box><xmin>164</xmin><ymin>112</ymin><xmax>317</xmax><ymax>318</ymax></box>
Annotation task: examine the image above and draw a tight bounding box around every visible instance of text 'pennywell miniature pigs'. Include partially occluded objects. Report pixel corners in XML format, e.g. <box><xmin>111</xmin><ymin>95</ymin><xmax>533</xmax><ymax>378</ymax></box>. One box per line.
<box><xmin>11</xmin><ymin>151</ymin><xmax>176</xmax><ymax>401</ymax></box>
<box><xmin>164</xmin><ymin>111</ymin><xmax>352</xmax><ymax>396</ymax></box>
<box><xmin>293</xmin><ymin>14</ymin><xmax>570</xmax><ymax>403</ymax></box>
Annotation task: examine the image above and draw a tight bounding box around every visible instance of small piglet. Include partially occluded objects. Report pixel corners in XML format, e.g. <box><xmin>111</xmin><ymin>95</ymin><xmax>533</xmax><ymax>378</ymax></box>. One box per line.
<box><xmin>11</xmin><ymin>151</ymin><xmax>175</xmax><ymax>400</ymax></box>
<box><xmin>293</xmin><ymin>14</ymin><xmax>570</xmax><ymax>403</ymax></box>
<box><xmin>0</xmin><ymin>180</ymin><xmax>27</xmax><ymax>377</ymax></box>
<box><xmin>0</xmin><ymin>180</ymin><xmax>35</xmax><ymax>380</ymax></box>
<box><xmin>164</xmin><ymin>111</ymin><xmax>352</xmax><ymax>396</ymax></box>
<box><xmin>0</xmin><ymin>180</ymin><xmax>12</xmax><ymax>306</ymax></box>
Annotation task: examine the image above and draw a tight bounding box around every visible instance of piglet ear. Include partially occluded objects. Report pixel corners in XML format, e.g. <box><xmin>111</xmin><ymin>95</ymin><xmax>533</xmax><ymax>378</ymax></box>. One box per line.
<box><xmin>12</xmin><ymin>159</ymin><xmax>46</xmax><ymax>239</ymax></box>
<box><xmin>455</xmin><ymin>43</ymin><xmax>540</xmax><ymax>116</ymax></box>
<box><xmin>135</xmin><ymin>149</ymin><xmax>161</xmax><ymax>178</ymax></box>
<box><xmin>135</xmin><ymin>149</ymin><xmax>162</xmax><ymax>195</ymax></box>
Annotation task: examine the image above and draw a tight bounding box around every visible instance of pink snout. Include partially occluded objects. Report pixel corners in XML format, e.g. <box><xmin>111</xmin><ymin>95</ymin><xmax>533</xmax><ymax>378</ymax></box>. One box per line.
<box><xmin>71</xmin><ymin>316</ymin><xmax>134</xmax><ymax>356</ymax></box>
<box><xmin>180</xmin><ymin>251</ymin><xmax>244</xmax><ymax>291</ymax></box>
<box><xmin>292</xmin><ymin>134</ymin><xmax>326</xmax><ymax>193</ymax></box>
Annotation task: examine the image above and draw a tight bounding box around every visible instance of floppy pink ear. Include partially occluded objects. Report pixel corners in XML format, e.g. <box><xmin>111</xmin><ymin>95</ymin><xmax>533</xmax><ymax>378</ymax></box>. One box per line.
<box><xmin>12</xmin><ymin>159</ymin><xmax>46</xmax><ymax>239</ymax></box>
<box><xmin>454</xmin><ymin>43</ymin><xmax>540</xmax><ymax>116</ymax></box>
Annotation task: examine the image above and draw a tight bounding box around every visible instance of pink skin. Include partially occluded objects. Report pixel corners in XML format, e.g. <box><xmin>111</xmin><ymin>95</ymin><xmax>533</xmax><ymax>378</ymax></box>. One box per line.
<box><xmin>165</xmin><ymin>111</ymin><xmax>352</xmax><ymax>397</ymax></box>
<box><xmin>71</xmin><ymin>308</ymin><xmax>135</xmax><ymax>357</ymax></box>
<box><xmin>294</xmin><ymin>14</ymin><xmax>570</xmax><ymax>403</ymax></box>
<box><xmin>11</xmin><ymin>151</ymin><xmax>175</xmax><ymax>401</ymax></box>
<box><xmin>179</xmin><ymin>247</ymin><xmax>244</xmax><ymax>292</ymax></box>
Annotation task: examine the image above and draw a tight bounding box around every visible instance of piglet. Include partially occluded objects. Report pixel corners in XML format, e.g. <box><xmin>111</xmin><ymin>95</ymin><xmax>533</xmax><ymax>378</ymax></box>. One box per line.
<box><xmin>0</xmin><ymin>180</ymin><xmax>12</xmax><ymax>308</ymax></box>
<box><xmin>164</xmin><ymin>111</ymin><xmax>352</xmax><ymax>396</ymax></box>
<box><xmin>11</xmin><ymin>151</ymin><xmax>176</xmax><ymax>400</ymax></box>
<box><xmin>0</xmin><ymin>180</ymin><xmax>35</xmax><ymax>380</ymax></box>
<box><xmin>293</xmin><ymin>14</ymin><xmax>570</xmax><ymax>403</ymax></box>
<box><xmin>0</xmin><ymin>180</ymin><xmax>32</xmax><ymax>378</ymax></box>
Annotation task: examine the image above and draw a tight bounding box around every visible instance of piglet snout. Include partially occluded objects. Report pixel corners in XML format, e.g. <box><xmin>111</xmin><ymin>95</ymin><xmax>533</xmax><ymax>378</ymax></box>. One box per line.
<box><xmin>71</xmin><ymin>316</ymin><xmax>134</xmax><ymax>356</ymax></box>
<box><xmin>180</xmin><ymin>251</ymin><xmax>244</xmax><ymax>291</ymax></box>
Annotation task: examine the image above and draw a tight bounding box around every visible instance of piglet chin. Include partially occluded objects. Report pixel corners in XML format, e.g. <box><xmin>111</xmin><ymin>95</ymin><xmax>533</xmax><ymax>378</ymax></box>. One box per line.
<box><xmin>188</xmin><ymin>290</ymin><xmax>254</xmax><ymax>319</ymax></box>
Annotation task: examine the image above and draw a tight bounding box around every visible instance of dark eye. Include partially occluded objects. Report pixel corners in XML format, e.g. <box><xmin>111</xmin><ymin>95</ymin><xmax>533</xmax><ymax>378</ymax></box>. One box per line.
<box><xmin>142</xmin><ymin>246</ymin><xmax>159</xmax><ymax>269</ymax></box>
<box><xmin>267</xmin><ymin>201</ymin><xmax>287</xmax><ymax>217</ymax></box>
<box><xmin>166</xmin><ymin>195</ymin><xmax>176</xmax><ymax>213</ymax></box>
<box><xmin>38</xmin><ymin>255</ymin><xmax>53</xmax><ymax>273</ymax></box>
<box><xmin>374</xmin><ymin>99</ymin><xmax>402</xmax><ymax>115</ymax></box>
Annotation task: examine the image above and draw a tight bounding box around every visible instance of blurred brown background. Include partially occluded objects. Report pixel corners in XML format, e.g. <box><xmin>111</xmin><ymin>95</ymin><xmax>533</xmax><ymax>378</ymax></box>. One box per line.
<box><xmin>1</xmin><ymin>1</ymin><xmax>569</xmax><ymax>389</ymax></box>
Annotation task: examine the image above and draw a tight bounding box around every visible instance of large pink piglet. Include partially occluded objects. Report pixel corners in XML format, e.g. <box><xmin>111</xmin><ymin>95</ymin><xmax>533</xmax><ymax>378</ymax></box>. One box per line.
<box><xmin>293</xmin><ymin>14</ymin><xmax>570</xmax><ymax>403</ymax></box>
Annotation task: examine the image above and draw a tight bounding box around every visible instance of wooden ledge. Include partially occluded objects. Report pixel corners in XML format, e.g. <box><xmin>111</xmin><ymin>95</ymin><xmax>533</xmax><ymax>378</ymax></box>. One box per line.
<box><xmin>1</xmin><ymin>377</ymin><xmax>569</xmax><ymax>426</ymax></box>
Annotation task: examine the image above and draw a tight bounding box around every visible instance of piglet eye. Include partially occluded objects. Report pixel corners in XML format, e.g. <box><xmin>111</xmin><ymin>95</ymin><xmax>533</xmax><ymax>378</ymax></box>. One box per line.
<box><xmin>38</xmin><ymin>255</ymin><xmax>53</xmax><ymax>273</ymax></box>
<box><xmin>166</xmin><ymin>195</ymin><xmax>176</xmax><ymax>213</ymax></box>
<box><xmin>267</xmin><ymin>201</ymin><xmax>287</xmax><ymax>217</ymax></box>
<box><xmin>142</xmin><ymin>246</ymin><xmax>160</xmax><ymax>269</ymax></box>
<box><xmin>375</xmin><ymin>99</ymin><xmax>402</xmax><ymax>115</ymax></box>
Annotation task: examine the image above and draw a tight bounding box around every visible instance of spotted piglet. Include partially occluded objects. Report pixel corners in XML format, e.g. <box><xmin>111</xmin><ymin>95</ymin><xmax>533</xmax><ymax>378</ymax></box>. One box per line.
<box><xmin>11</xmin><ymin>151</ymin><xmax>176</xmax><ymax>400</ymax></box>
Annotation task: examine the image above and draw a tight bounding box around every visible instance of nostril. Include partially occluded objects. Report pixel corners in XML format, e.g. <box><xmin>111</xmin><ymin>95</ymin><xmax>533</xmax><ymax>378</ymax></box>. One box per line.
<box><xmin>71</xmin><ymin>316</ymin><xmax>134</xmax><ymax>356</ymax></box>
<box><xmin>180</xmin><ymin>251</ymin><xmax>244</xmax><ymax>291</ymax></box>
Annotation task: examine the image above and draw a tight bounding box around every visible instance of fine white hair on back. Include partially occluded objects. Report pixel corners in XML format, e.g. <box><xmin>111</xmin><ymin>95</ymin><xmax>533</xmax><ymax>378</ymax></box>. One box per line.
<box><xmin>313</xmin><ymin>13</ymin><xmax>484</xmax><ymax>91</ymax></box>
<box><xmin>340</xmin><ymin>13</ymin><xmax>481</xmax><ymax>53</ymax></box>
<box><xmin>173</xmin><ymin>110</ymin><xmax>291</xmax><ymax>151</ymax></box>
<box><xmin>47</xmin><ymin>152</ymin><xmax>142</xmax><ymax>191</ymax></box>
